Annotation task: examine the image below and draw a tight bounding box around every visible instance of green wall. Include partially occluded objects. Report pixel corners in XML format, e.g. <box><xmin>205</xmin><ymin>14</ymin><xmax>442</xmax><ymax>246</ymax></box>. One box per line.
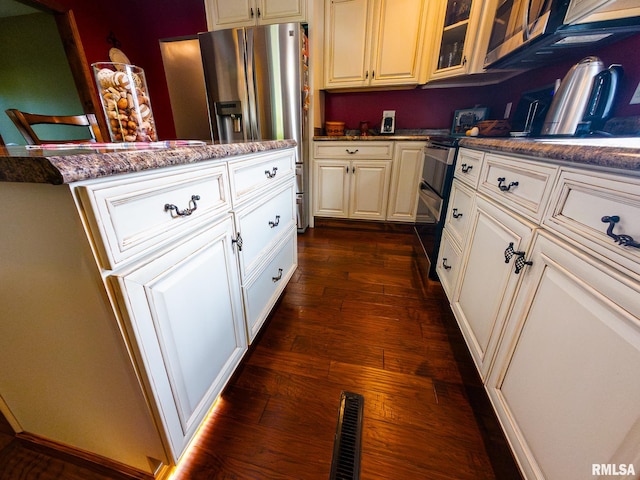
<box><xmin>0</xmin><ymin>13</ymin><xmax>88</xmax><ymax>145</ymax></box>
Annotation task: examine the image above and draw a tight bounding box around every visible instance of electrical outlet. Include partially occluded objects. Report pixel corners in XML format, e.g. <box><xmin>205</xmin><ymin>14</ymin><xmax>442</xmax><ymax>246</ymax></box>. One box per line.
<box><xmin>381</xmin><ymin>110</ymin><xmax>396</xmax><ymax>134</ymax></box>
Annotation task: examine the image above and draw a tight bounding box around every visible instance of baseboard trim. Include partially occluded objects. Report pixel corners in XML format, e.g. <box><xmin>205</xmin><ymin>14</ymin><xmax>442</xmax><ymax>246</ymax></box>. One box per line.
<box><xmin>16</xmin><ymin>431</ymin><xmax>163</xmax><ymax>480</ymax></box>
<box><xmin>313</xmin><ymin>217</ymin><xmax>414</xmax><ymax>233</ymax></box>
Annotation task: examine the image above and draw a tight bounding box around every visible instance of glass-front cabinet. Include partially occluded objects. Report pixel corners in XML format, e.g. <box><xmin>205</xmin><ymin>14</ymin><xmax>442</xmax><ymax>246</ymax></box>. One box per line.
<box><xmin>429</xmin><ymin>0</ymin><xmax>497</xmax><ymax>80</ymax></box>
<box><xmin>438</xmin><ymin>0</ymin><xmax>472</xmax><ymax>71</ymax></box>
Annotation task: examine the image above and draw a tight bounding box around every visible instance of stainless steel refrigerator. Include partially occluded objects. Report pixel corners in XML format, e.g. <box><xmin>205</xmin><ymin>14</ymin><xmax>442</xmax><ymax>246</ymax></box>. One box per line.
<box><xmin>198</xmin><ymin>23</ymin><xmax>309</xmax><ymax>232</ymax></box>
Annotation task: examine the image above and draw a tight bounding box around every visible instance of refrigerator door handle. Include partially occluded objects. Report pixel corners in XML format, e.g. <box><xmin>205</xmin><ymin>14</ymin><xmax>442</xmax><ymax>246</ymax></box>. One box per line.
<box><xmin>245</xmin><ymin>28</ymin><xmax>260</xmax><ymax>141</ymax></box>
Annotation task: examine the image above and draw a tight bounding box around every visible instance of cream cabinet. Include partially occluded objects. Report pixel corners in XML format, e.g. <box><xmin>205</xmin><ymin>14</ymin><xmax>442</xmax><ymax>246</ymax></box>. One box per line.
<box><xmin>313</xmin><ymin>141</ymin><xmax>394</xmax><ymax>220</ymax></box>
<box><xmin>439</xmin><ymin>145</ymin><xmax>640</xmax><ymax>479</ymax></box>
<box><xmin>428</xmin><ymin>0</ymin><xmax>497</xmax><ymax>80</ymax></box>
<box><xmin>386</xmin><ymin>141</ymin><xmax>426</xmax><ymax>222</ymax></box>
<box><xmin>451</xmin><ymin>195</ymin><xmax>535</xmax><ymax>379</ymax></box>
<box><xmin>487</xmin><ymin>231</ymin><xmax>640</xmax><ymax>480</ymax></box>
<box><xmin>0</xmin><ymin>147</ymin><xmax>297</xmax><ymax>477</ymax></box>
<box><xmin>205</xmin><ymin>0</ymin><xmax>306</xmax><ymax>30</ymax></box>
<box><xmin>324</xmin><ymin>0</ymin><xmax>429</xmax><ymax>89</ymax></box>
<box><xmin>112</xmin><ymin>216</ymin><xmax>246</xmax><ymax>461</ymax></box>
<box><xmin>565</xmin><ymin>0</ymin><xmax>640</xmax><ymax>24</ymax></box>
<box><xmin>227</xmin><ymin>150</ymin><xmax>298</xmax><ymax>342</ymax></box>
<box><xmin>313</xmin><ymin>158</ymin><xmax>391</xmax><ymax>219</ymax></box>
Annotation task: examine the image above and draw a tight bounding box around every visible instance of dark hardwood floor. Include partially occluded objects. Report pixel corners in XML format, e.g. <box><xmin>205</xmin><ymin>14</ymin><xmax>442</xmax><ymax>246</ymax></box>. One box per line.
<box><xmin>0</xmin><ymin>221</ymin><xmax>522</xmax><ymax>479</ymax></box>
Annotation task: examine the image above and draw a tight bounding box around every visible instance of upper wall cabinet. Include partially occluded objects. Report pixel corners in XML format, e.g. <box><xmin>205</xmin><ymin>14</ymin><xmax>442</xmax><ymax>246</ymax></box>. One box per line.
<box><xmin>324</xmin><ymin>0</ymin><xmax>430</xmax><ymax>89</ymax></box>
<box><xmin>427</xmin><ymin>0</ymin><xmax>497</xmax><ymax>81</ymax></box>
<box><xmin>206</xmin><ymin>0</ymin><xmax>307</xmax><ymax>30</ymax></box>
<box><xmin>565</xmin><ymin>0</ymin><xmax>640</xmax><ymax>24</ymax></box>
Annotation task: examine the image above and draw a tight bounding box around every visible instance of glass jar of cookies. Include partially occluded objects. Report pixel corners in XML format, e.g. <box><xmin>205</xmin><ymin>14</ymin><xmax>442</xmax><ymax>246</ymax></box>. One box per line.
<box><xmin>92</xmin><ymin>62</ymin><xmax>157</xmax><ymax>142</ymax></box>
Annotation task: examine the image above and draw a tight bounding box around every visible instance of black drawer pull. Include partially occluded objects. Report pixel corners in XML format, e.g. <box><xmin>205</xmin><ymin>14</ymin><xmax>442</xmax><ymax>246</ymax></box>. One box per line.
<box><xmin>497</xmin><ymin>177</ymin><xmax>519</xmax><ymax>192</ymax></box>
<box><xmin>461</xmin><ymin>163</ymin><xmax>473</xmax><ymax>173</ymax></box>
<box><xmin>601</xmin><ymin>216</ymin><xmax>640</xmax><ymax>248</ymax></box>
<box><xmin>442</xmin><ymin>258</ymin><xmax>452</xmax><ymax>270</ymax></box>
<box><xmin>269</xmin><ymin>215</ymin><xmax>281</xmax><ymax>228</ymax></box>
<box><xmin>272</xmin><ymin>268</ymin><xmax>283</xmax><ymax>282</ymax></box>
<box><xmin>265</xmin><ymin>167</ymin><xmax>278</xmax><ymax>179</ymax></box>
<box><xmin>164</xmin><ymin>194</ymin><xmax>200</xmax><ymax>217</ymax></box>
<box><xmin>452</xmin><ymin>208</ymin><xmax>463</xmax><ymax>219</ymax></box>
<box><xmin>346</xmin><ymin>149</ymin><xmax>359</xmax><ymax>154</ymax></box>
<box><xmin>504</xmin><ymin>242</ymin><xmax>532</xmax><ymax>274</ymax></box>
<box><xmin>232</xmin><ymin>233</ymin><xmax>243</xmax><ymax>252</ymax></box>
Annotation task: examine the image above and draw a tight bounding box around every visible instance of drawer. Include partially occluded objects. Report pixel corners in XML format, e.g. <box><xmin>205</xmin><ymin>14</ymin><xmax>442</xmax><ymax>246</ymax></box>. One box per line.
<box><xmin>243</xmin><ymin>229</ymin><xmax>297</xmax><ymax>342</ymax></box>
<box><xmin>227</xmin><ymin>148</ymin><xmax>295</xmax><ymax>205</ymax></box>
<box><xmin>478</xmin><ymin>153</ymin><xmax>558</xmax><ymax>223</ymax></box>
<box><xmin>314</xmin><ymin>141</ymin><xmax>393</xmax><ymax>159</ymax></box>
<box><xmin>544</xmin><ymin>168</ymin><xmax>640</xmax><ymax>278</ymax></box>
<box><xmin>445</xmin><ymin>179</ymin><xmax>475</xmax><ymax>248</ymax></box>
<box><xmin>235</xmin><ymin>180</ymin><xmax>296</xmax><ymax>279</ymax></box>
<box><xmin>77</xmin><ymin>163</ymin><xmax>230</xmax><ymax>269</ymax></box>
<box><xmin>455</xmin><ymin>148</ymin><xmax>484</xmax><ymax>188</ymax></box>
<box><xmin>436</xmin><ymin>228</ymin><xmax>462</xmax><ymax>302</ymax></box>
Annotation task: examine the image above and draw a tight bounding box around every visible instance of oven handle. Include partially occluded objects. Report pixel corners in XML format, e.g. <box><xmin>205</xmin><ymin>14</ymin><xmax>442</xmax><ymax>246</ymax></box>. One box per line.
<box><xmin>426</xmin><ymin>143</ymin><xmax>451</xmax><ymax>152</ymax></box>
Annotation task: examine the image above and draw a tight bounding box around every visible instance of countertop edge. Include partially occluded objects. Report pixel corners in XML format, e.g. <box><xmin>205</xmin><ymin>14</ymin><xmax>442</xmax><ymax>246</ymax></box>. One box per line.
<box><xmin>458</xmin><ymin>137</ymin><xmax>640</xmax><ymax>172</ymax></box>
<box><xmin>0</xmin><ymin>140</ymin><xmax>297</xmax><ymax>185</ymax></box>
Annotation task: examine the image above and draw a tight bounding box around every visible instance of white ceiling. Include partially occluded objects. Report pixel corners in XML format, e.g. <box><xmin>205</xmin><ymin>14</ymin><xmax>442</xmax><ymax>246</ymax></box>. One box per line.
<box><xmin>0</xmin><ymin>0</ymin><xmax>40</xmax><ymax>18</ymax></box>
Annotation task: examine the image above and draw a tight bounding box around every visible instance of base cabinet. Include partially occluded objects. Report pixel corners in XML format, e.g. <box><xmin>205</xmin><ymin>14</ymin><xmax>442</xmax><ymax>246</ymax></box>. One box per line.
<box><xmin>487</xmin><ymin>232</ymin><xmax>640</xmax><ymax>480</ymax></box>
<box><xmin>386</xmin><ymin>141</ymin><xmax>426</xmax><ymax>222</ymax></box>
<box><xmin>314</xmin><ymin>158</ymin><xmax>391</xmax><ymax>220</ymax></box>
<box><xmin>440</xmin><ymin>146</ymin><xmax>640</xmax><ymax>479</ymax></box>
<box><xmin>312</xmin><ymin>140</ymin><xmax>424</xmax><ymax>222</ymax></box>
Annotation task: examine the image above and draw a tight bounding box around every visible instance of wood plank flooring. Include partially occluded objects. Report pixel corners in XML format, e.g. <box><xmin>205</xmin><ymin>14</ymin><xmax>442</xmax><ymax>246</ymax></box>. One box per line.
<box><xmin>0</xmin><ymin>221</ymin><xmax>522</xmax><ymax>479</ymax></box>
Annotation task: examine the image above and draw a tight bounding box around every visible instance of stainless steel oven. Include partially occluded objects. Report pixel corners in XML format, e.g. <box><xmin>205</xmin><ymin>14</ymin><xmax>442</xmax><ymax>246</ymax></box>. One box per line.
<box><xmin>415</xmin><ymin>138</ymin><xmax>458</xmax><ymax>280</ymax></box>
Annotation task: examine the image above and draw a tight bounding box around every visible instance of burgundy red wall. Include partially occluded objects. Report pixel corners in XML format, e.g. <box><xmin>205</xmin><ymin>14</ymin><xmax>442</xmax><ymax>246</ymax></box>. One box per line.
<box><xmin>57</xmin><ymin>0</ymin><xmax>207</xmax><ymax>139</ymax></box>
<box><xmin>325</xmin><ymin>34</ymin><xmax>640</xmax><ymax>132</ymax></box>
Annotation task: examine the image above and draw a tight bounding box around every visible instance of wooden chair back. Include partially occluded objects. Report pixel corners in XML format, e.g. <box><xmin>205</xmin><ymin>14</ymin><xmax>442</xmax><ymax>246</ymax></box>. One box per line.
<box><xmin>5</xmin><ymin>108</ymin><xmax>103</xmax><ymax>145</ymax></box>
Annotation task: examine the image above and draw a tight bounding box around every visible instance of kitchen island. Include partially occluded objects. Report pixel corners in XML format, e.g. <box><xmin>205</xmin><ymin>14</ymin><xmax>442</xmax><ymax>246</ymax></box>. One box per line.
<box><xmin>0</xmin><ymin>140</ymin><xmax>298</xmax><ymax>479</ymax></box>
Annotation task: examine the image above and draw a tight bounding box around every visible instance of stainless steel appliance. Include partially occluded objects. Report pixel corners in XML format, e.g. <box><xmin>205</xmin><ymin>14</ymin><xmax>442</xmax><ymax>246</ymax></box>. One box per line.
<box><xmin>541</xmin><ymin>56</ymin><xmax>622</xmax><ymax>136</ymax></box>
<box><xmin>484</xmin><ymin>0</ymin><xmax>640</xmax><ymax>69</ymax></box>
<box><xmin>160</xmin><ymin>25</ymin><xmax>310</xmax><ymax>232</ymax></box>
<box><xmin>415</xmin><ymin>138</ymin><xmax>458</xmax><ymax>280</ymax></box>
<box><xmin>199</xmin><ymin>24</ymin><xmax>309</xmax><ymax>232</ymax></box>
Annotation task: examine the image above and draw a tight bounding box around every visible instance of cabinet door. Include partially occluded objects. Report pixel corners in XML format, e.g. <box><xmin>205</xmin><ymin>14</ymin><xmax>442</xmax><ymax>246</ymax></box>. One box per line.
<box><xmin>564</xmin><ymin>0</ymin><xmax>606</xmax><ymax>23</ymax></box>
<box><xmin>386</xmin><ymin>142</ymin><xmax>425</xmax><ymax>222</ymax></box>
<box><xmin>369</xmin><ymin>0</ymin><xmax>428</xmax><ymax>86</ymax></box>
<box><xmin>487</xmin><ymin>232</ymin><xmax>640</xmax><ymax>480</ymax></box>
<box><xmin>114</xmin><ymin>217</ymin><xmax>247</xmax><ymax>461</ymax></box>
<box><xmin>206</xmin><ymin>0</ymin><xmax>256</xmax><ymax>30</ymax></box>
<box><xmin>429</xmin><ymin>0</ymin><xmax>497</xmax><ymax>79</ymax></box>
<box><xmin>349</xmin><ymin>159</ymin><xmax>391</xmax><ymax>220</ymax></box>
<box><xmin>258</xmin><ymin>0</ymin><xmax>306</xmax><ymax>24</ymax></box>
<box><xmin>313</xmin><ymin>159</ymin><xmax>350</xmax><ymax>217</ymax></box>
<box><xmin>324</xmin><ymin>0</ymin><xmax>373</xmax><ymax>88</ymax></box>
<box><xmin>452</xmin><ymin>196</ymin><xmax>535</xmax><ymax>379</ymax></box>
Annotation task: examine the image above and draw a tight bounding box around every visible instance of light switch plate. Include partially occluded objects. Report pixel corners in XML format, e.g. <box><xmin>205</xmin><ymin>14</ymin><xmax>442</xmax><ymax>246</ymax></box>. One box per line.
<box><xmin>381</xmin><ymin>110</ymin><xmax>395</xmax><ymax>134</ymax></box>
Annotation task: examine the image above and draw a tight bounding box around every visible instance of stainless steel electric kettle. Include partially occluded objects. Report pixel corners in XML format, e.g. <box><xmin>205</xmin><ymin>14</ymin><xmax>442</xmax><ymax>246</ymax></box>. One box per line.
<box><xmin>541</xmin><ymin>56</ymin><xmax>623</xmax><ymax>136</ymax></box>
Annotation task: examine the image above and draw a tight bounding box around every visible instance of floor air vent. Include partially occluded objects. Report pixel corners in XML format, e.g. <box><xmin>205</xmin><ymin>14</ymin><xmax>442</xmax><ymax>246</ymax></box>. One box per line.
<box><xmin>329</xmin><ymin>391</ymin><xmax>364</xmax><ymax>480</ymax></box>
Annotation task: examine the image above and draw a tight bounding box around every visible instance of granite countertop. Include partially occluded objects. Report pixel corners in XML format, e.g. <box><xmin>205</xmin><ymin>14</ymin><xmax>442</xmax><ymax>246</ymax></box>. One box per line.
<box><xmin>459</xmin><ymin>137</ymin><xmax>640</xmax><ymax>172</ymax></box>
<box><xmin>0</xmin><ymin>139</ymin><xmax>296</xmax><ymax>185</ymax></box>
<box><xmin>313</xmin><ymin>128</ymin><xmax>448</xmax><ymax>141</ymax></box>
